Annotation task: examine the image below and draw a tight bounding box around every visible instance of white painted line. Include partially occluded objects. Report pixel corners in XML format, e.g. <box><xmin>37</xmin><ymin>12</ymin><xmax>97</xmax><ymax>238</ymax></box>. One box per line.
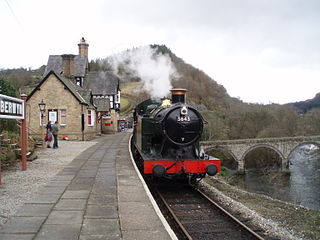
<box><xmin>128</xmin><ymin>135</ymin><xmax>178</xmax><ymax>240</ymax></box>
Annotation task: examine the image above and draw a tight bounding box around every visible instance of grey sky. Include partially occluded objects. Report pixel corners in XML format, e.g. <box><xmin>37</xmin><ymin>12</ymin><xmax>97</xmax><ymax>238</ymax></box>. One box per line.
<box><xmin>1</xmin><ymin>0</ymin><xmax>319</xmax><ymax>104</ymax></box>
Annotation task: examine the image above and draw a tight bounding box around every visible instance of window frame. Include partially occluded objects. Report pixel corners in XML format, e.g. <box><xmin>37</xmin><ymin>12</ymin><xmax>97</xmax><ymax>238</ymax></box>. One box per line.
<box><xmin>60</xmin><ymin>109</ymin><xmax>67</xmax><ymax>126</ymax></box>
<box><xmin>87</xmin><ymin>109</ymin><xmax>95</xmax><ymax>126</ymax></box>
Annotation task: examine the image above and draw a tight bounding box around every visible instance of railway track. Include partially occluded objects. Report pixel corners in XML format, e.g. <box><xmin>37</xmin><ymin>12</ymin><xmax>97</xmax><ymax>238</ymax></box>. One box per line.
<box><xmin>152</xmin><ymin>184</ymin><xmax>266</xmax><ymax>240</ymax></box>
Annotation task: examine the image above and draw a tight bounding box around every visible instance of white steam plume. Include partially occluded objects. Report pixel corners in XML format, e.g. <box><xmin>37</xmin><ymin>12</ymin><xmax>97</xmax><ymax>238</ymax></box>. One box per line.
<box><xmin>110</xmin><ymin>46</ymin><xmax>176</xmax><ymax>98</ymax></box>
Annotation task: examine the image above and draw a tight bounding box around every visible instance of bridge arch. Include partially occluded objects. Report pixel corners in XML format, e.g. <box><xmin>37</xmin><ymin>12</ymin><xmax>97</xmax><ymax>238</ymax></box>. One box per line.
<box><xmin>205</xmin><ymin>146</ymin><xmax>238</xmax><ymax>161</ymax></box>
<box><xmin>240</xmin><ymin>144</ymin><xmax>285</xmax><ymax>170</ymax></box>
<box><xmin>204</xmin><ymin>146</ymin><xmax>238</xmax><ymax>165</ymax></box>
<box><xmin>201</xmin><ymin>136</ymin><xmax>320</xmax><ymax>172</ymax></box>
<box><xmin>287</xmin><ymin>141</ymin><xmax>320</xmax><ymax>160</ymax></box>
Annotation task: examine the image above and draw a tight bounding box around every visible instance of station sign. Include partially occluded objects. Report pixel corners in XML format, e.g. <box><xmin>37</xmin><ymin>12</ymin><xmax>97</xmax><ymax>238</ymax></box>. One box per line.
<box><xmin>0</xmin><ymin>94</ymin><xmax>24</xmax><ymax>119</ymax></box>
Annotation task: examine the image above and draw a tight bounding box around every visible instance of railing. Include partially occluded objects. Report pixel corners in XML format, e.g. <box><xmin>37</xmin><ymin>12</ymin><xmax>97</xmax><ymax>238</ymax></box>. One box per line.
<box><xmin>201</xmin><ymin>135</ymin><xmax>320</xmax><ymax>145</ymax></box>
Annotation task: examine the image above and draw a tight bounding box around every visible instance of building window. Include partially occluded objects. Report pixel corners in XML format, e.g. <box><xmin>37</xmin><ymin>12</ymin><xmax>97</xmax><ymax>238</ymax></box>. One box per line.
<box><xmin>48</xmin><ymin>109</ymin><xmax>58</xmax><ymax>123</ymax></box>
<box><xmin>75</xmin><ymin>77</ymin><xmax>83</xmax><ymax>87</ymax></box>
<box><xmin>116</xmin><ymin>91</ymin><xmax>120</xmax><ymax>103</ymax></box>
<box><xmin>87</xmin><ymin>109</ymin><xmax>95</xmax><ymax>126</ymax></box>
<box><xmin>60</xmin><ymin>109</ymin><xmax>67</xmax><ymax>125</ymax></box>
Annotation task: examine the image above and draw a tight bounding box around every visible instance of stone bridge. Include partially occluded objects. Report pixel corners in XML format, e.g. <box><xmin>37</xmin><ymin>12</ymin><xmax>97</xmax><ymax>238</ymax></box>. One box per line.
<box><xmin>200</xmin><ymin>135</ymin><xmax>320</xmax><ymax>172</ymax></box>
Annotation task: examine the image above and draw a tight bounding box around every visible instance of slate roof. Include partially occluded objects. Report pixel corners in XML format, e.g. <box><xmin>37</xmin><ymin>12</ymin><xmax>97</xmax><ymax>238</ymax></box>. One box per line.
<box><xmin>93</xmin><ymin>98</ymin><xmax>110</xmax><ymax>112</ymax></box>
<box><xmin>84</xmin><ymin>72</ymin><xmax>119</xmax><ymax>95</ymax></box>
<box><xmin>27</xmin><ymin>71</ymin><xmax>89</xmax><ymax>105</ymax></box>
<box><xmin>43</xmin><ymin>55</ymin><xmax>88</xmax><ymax>77</ymax></box>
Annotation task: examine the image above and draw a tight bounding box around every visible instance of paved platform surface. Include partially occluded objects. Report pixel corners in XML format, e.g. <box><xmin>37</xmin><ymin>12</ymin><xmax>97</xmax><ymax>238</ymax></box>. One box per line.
<box><xmin>0</xmin><ymin>132</ymin><xmax>174</xmax><ymax>240</ymax></box>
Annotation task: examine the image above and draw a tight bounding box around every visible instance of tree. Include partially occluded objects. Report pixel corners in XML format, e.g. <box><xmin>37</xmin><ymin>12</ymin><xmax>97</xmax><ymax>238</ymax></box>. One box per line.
<box><xmin>0</xmin><ymin>77</ymin><xmax>17</xmax><ymax>97</ymax></box>
<box><xmin>0</xmin><ymin>77</ymin><xmax>19</xmax><ymax>133</ymax></box>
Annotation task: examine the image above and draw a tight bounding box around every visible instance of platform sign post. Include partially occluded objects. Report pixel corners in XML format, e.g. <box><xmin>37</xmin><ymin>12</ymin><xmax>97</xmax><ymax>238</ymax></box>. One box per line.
<box><xmin>20</xmin><ymin>94</ymin><xmax>27</xmax><ymax>171</ymax></box>
<box><xmin>0</xmin><ymin>94</ymin><xmax>26</xmax><ymax>185</ymax></box>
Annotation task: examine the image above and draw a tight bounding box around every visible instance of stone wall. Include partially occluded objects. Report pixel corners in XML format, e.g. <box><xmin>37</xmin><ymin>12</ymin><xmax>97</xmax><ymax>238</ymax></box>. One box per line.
<box><xmin>101</xmin><ymin>110</ymin><xmax>119</xmax><ymax>133</ymax></box>
<box><xmin>26</xmin><ymin>74</ymin><xmax>98</xmax><ymax>141</ymax></box>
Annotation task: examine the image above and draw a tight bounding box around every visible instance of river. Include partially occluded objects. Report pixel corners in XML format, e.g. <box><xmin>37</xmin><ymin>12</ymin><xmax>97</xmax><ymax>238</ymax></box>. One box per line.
<box><xmin>234</xmin><ymin>145</ymin><xmax>320</xmax><ymax>211</ymax></box>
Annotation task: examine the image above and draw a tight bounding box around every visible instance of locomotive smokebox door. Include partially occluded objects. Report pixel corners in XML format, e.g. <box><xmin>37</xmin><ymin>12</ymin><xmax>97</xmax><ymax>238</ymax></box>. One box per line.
<box><xmin>162</xmin><ymin>106</ymin><xmax>203</xmax><ymax>146</ymax></box>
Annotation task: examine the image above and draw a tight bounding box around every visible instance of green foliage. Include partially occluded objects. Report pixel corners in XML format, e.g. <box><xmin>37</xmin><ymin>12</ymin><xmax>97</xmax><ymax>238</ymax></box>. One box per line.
<box><xmin>0</xmin><ymin>119</ymin><xmax>19</xmax><ymax>133</ymax></box>
<box><xmin>2</xmin><ymin>131</ymin><xmax>20</xmax><ymax>144</ymax></box>
<box><xmin>219</xmin><ymin>166</ymin><xmax>231</xmax><ymax>177</ymax></box>
<box><xmin>0</xmin><ymin>149</ymin><xmax>17</xmax><ymax>169</ymax></box>
<box><xmin>89</xmin><ymin>59</ymin><xmax>113</xmax><ymax>71</ymax></box>
<box><xmin>0</xmin><ymin>131</ymin><xmax>20</xmax><ymax>169</ymax></box>
<box><xmin>150</xmin><ymin>44</ymin><xmax>172</xmax><ymax>55</ymax></box>
<box><xmin>0</xmin><ymin>77</ymin><xmax>20</xmax><ymax>133</ymax></box>
<box><xmin>0</xmin><ymin>67</ymin><xmax>44</xmax><ymax>90</ymax></box>
<box><xmin>291</xmin><ymin>93</ymin><xmax>320</xmax><ymax>113</ymax></box>
<box><xmin>0</xmin><ymin>153</ymin><xmax>5</xmax><ymax>161</ymax></box>
<box><xmin>0</xmin><ymin>77</ymin><xmax>17</xmax><ymax>97</ymax></box>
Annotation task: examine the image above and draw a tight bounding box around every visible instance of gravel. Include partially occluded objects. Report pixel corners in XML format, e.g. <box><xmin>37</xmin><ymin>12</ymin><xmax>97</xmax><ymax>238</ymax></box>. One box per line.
<box><xmin>0</xmin><ymin>140</ymin><xmax>97</xmax><ymax>226</ymax></box>
<box><xmin>200</xmin><ymin>177</ymin><xmax>320</xmax><ymax>240</ymax></box>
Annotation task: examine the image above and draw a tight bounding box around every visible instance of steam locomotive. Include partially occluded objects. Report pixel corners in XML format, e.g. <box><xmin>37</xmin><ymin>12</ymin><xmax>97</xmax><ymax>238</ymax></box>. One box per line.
<box><xmin>131</xmin><ymin>88</ymin><xmax>220</xmax><ymax>184</ymax></box>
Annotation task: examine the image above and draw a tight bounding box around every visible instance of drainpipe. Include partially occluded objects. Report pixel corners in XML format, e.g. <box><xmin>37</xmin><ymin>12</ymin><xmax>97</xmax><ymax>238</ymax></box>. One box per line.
<box><xmin>81</xmin><ymin>105</ymin><xmax>85</xmax><ymax>141</ymax></box>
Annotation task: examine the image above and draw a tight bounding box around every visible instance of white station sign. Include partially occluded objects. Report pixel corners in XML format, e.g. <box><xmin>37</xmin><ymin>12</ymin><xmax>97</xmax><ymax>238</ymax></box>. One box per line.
<box><xmin>0</xmin><ymin>94</ymin><xmax>24</xmax><ymax>119</ymax></box>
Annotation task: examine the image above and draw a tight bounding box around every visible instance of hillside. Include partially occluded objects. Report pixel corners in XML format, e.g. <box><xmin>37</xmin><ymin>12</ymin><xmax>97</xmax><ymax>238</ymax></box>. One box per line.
<box><xmin>93</xmin><ymin>45</ymin><xmax>320</xmax><ymax>140</ymax></box>
<box><xmin>286</xmin><ymin>93</ymin><xmax>320</xmax><ymax>113</ymax></box>
<box><xmin>2</xmin><ymin>44</ymin><xmax>320</xmax><ymax>140</ymax></box>
<box><xmin>0</xmin><ymin>66</ymin><xmax>45</xmax><ymax>96</ymax></box>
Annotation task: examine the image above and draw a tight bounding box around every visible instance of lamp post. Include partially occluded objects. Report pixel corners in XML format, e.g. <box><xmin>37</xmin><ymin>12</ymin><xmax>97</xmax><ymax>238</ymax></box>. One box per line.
<box><xmin>38</xmin><ymin>99</ymin><xmax>46</xmax><ymax>149</ymax></box>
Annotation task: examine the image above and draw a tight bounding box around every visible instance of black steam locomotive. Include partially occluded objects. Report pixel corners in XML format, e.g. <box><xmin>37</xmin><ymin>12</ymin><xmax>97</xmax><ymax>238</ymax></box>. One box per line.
<box><xmin>131</xmin><ymin>88</ymin><xmax>220</xmax><ymax>184</ymax></box>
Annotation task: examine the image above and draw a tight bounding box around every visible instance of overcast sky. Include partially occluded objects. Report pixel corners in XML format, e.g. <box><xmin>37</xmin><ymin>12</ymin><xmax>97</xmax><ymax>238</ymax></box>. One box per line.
<box><xmin>1</xmin><ymin>0</ymin><xmax>319</xmax><ymax>104</ymax></box>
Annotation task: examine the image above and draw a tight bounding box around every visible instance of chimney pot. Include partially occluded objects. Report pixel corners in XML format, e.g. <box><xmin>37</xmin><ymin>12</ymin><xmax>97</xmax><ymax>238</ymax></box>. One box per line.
<box><xmin>170</xmin><ymin>88</ymin><xmax>187</xmax><ymax>104</ymax></box>
<box><xmin>78</xmin><ymin>37</ymin><xmax>89</xmax><ymax>58</ymax></box>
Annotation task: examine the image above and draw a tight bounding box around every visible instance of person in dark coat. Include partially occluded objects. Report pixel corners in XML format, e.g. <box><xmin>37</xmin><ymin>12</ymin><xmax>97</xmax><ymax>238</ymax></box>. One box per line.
<box><xmin>52</xmin><ymin>121</ymin><xmax>59</xmax><ymax>149</ymax></box>
<box><xmin>45</xmin><ymin>121</ymin><xmax>52</xmax><ymax>148</ymax></box>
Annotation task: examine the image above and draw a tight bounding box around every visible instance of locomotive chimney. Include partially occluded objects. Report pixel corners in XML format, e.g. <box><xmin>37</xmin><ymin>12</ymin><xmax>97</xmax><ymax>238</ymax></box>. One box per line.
<box><xmin>170</xmin><ymin>88</ymin><xmax>187</xmax><ymax>104</ymax></box>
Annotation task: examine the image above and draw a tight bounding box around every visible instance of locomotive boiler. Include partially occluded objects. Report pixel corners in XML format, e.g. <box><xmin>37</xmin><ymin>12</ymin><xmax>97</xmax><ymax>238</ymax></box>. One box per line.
<box><xmin>131</xmin><ymin>88</ymin><xmax>220</xmax><ymax>184</ymax></box>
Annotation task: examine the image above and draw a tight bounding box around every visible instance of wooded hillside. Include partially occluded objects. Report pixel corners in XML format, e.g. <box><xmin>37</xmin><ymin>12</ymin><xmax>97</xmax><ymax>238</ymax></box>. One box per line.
<box><xmin>90</xmin><ymin>44</ymin><xmax>320</xmax><ymax>140</ymax></box>
<box><xmin>1</xmin><ymin>45</ymin><xmax>320</xmax><ymax>140</ymax></box>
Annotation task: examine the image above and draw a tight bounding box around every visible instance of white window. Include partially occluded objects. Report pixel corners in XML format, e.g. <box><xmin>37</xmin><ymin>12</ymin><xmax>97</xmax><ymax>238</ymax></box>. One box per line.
<box><xmin>87</xmin><ymin>109</ymin><xmax>95</xmax><ymax>126</ymax></box>
<box><xmin>60</xmin><ymin>109</ymin><xmax>67</xmax><ymax>125</ymax></box>
<box><xmin>48</xmin><ymin>110</ymin><xmax>58</xmax><ymax>123</ymax></box>
<box><xmin>76</xmin><ymin>77</ymin><xmax>83</xmax><ymax>87</ymax></box>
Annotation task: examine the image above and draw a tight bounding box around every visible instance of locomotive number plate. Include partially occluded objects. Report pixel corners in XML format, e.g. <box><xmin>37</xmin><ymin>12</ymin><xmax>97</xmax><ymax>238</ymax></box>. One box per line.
<box><xmin>177</xmin><ymin>116</ymin><xmax>191</xmax><ymax>122</ymax></box>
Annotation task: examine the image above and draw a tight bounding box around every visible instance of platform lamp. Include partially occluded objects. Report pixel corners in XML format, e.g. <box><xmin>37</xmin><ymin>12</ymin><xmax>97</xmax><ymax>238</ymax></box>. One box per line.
<box><xmin>38</xmin><ymin>99</ymin><xmax>46</xmax><ymax>149</ymax></box>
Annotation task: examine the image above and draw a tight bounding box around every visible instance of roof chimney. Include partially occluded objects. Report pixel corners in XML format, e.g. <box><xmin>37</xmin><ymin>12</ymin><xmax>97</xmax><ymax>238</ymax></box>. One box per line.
<box><xmin>78</xmin><ymin>37</ymin><xmax>89</xmax><ymax>58</ymax></box>
<box><xmin>61</xmin><ymin>54</ymin><xmax>75</xmax><ymax>77</ymax></box>
<box><xmin>170</xmin><ymin>88</ymin><xmax>187</xmax><ymax>104</ymax></box>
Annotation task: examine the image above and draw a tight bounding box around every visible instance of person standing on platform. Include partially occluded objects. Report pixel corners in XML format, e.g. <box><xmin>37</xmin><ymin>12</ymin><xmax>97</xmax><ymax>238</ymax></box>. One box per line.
<box><xmin>52</xmin><ymin>121</ymin><xmax>59</xmax><ymax>149</ymax></box>
<box><xmin>45</xmin><ymin>120</ymin><xmax>52</xmax><ymax>148</ymax></box>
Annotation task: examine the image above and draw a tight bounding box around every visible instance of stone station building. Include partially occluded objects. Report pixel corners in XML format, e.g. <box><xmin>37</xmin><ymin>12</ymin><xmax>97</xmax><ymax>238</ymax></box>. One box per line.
<box><xmin>26</xmin><ymin>38</ymin><xmax>121</xmax><ymax>140</ymax></box>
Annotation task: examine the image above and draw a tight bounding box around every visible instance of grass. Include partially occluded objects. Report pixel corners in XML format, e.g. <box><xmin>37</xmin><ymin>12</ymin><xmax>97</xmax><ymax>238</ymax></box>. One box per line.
<box><xmin>120</xmin><ymin>82</ymin><xmax>142</xmax><ymax>95</ymax></box>
<box><xmin>120</xmin><ymin>97</ymin><xmax>132</xmax><ymax>115</ymax></box>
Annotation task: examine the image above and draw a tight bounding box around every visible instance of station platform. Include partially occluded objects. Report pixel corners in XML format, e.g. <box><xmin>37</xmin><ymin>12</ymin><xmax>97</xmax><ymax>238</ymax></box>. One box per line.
<box><xmin>0</xmin><ymin>132</ymin><xmax>176</xmax><ymax>240</ymax></box>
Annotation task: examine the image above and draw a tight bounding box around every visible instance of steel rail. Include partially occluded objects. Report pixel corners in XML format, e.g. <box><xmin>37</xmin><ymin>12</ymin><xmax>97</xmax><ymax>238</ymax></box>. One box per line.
<box><xmin>155</xmin><ymin>186</ymin><xmax>265</xmax><ymax>240</ymax></box>
<box><xmin>156</xmin><ymin>189</ymin><xmax>193</xmax><ymax>240</ymax></box>
<box><xmin>196</xmin><ymin>188</ymin><xmax>265</xmax><ymax>240</ymax></box>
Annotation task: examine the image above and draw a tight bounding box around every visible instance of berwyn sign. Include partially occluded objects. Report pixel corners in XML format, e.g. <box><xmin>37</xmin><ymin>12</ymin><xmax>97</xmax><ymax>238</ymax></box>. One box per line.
<box><xmin>0</xmin><ymin>94</ymin><xmax>24</xmax><ymax>119</ymax></box>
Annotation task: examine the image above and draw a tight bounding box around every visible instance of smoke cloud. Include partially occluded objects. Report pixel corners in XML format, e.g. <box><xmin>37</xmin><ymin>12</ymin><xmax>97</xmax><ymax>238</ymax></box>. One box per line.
<box><xmin>109</xmin><ymin>46</ymin><xmax>176</xmax><ymax>98</ymax></box>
